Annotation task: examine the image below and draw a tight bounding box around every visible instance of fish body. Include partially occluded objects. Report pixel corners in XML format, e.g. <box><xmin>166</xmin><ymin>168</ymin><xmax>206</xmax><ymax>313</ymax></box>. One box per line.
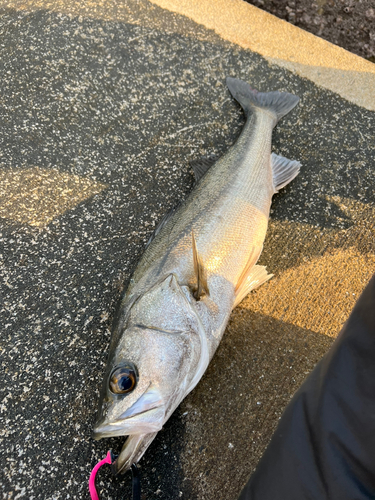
<box><xmin>94</xmin><ymin>77</ymin><xmax>301</xmax><ymax>472</ymax></box>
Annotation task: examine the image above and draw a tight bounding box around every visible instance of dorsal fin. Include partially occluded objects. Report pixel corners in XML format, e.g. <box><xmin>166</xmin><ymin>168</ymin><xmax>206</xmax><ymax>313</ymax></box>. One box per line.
<box><xmin>192</xmin><ymin>231</ymin><xmax>209</xmax><ymax>300</ymax></box>
<box><xmin>190</xmin><ymin>156</ymin><xmax>218</xmax><ymax>182</ymax></box>
<box><xmin>144</xmin><ymin>202</ymin><xmax>180</xmax><ymax>250</ymax></box>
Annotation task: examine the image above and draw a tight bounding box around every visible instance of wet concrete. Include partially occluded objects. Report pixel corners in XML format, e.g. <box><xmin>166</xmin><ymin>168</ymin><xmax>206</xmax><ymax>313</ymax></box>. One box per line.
<box><xmin>0</xmin><ymin>1</ymin><xmax>374</xmax><ymax>499</ymax></box>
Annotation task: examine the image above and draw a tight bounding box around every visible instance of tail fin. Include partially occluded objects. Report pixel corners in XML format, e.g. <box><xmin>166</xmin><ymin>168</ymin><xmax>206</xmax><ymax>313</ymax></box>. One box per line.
<box><xmin>226</xmin><ymin>77</ymin><xmax>299</xmax><ymax>125</ymax></box>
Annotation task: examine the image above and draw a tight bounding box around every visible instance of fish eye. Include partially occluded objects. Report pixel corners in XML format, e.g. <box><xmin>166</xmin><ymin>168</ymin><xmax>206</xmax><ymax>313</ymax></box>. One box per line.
<box><xmin>109</xmin><ymin>364</ymin><xmax>137</xmax><ymax>395</ymax></box>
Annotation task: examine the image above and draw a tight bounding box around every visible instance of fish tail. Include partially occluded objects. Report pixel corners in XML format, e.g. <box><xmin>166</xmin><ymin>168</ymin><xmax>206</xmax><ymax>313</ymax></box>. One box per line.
<box><xmin>226</xmin><ymin>77</ymin><xmax>299</xmax><ymax>125</ymax></box>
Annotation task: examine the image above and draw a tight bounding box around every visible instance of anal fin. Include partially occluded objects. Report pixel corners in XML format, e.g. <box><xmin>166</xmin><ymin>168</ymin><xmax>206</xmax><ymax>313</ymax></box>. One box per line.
<box><xmin>233</xmin><ymin>265</ymin><xmax>273</xmax><ymax>309</ymax></box>
<box><xmin>192</xmin><ymin>231</ymin><xmax>209</xmax><ymax>300</ymax></box>
<box><xmin>272</xmin><ymin>152</ymin><xmax>301</xmax><ymax>192</ymax></box>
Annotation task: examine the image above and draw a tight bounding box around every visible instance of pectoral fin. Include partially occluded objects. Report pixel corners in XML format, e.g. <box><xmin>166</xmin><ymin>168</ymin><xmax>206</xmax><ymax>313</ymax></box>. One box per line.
<box><xmin>192</xmin><ymin>231</ymin><xmax>209</xmax><ymax>300</ymax></box>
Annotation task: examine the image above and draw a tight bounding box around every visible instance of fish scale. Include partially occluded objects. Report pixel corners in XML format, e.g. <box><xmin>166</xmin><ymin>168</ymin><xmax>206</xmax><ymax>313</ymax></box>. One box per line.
<box><xmin>93</xmin><ymin>77</ymin><xmax>301</xmax><ymax>473</ymax></box>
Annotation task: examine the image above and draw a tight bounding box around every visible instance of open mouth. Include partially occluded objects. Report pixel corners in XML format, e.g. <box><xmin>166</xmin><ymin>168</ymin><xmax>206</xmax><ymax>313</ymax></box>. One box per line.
<box><xmin>93</xmin><ymin>405</ymin><xmax>165</xmax><ymax>439</ymax></box>
<box><xmin>93</xmin><ymin>385</ymin><xmax>166</xmax><ymax>472</ymax></box>
<box><xmin>93</xmin><ymin>406</ymin><xmax>165</xmax><ymax>473</ymax></box>
<box><xmin>114</xmin><ymin>432</ymin><xmax>160</xmax><ymax>474</ymax></box>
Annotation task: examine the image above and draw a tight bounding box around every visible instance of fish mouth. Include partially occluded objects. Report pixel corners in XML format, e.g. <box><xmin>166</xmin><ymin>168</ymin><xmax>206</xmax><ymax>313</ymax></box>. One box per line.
<box><xmin>94</xmin><ymin>384</ymin><xmax>165</xmax><ymax>439</ymax></box>
<box><xmin>93</xmin><ymin>405</ymin><xmax>165</xmax><ymax>439</ymax></box>
<box><xmin>113</xmin><ymin>432</ymin><xmax>159</xmax><ymax>474</ymax></box>
<box><xmin>93</xmin><ymin>405</ymin><xmax>165</xmax><ymax>473</ymax></box>
<box><xmin>93</xmin><ymin>384</ymin><xmax>167</xmax><ymax>472</ymax></box>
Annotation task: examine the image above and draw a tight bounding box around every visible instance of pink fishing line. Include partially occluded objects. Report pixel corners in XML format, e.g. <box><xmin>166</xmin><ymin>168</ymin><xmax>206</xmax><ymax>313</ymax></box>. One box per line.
<box><xmin>89</xmin><ymin>451</ymin><xmax>112</xmax><ymax>500</ymax></box>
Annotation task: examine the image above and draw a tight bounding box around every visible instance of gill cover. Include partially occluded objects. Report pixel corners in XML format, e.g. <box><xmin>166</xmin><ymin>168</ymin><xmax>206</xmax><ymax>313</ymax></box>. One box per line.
<box><xmin>127</xmin><ymin>273</ymin><xmax>202</xmax><ymax>335</ymax></box>
<box><xmin>125</xmin><ymin>272</ymin><xmax>209</xmax><ymax>397</ymax></box>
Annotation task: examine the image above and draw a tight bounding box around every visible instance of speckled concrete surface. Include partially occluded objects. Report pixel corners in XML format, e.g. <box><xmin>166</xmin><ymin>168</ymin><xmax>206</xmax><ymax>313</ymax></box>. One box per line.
<box><xmin>0</xmin><ymin>2</ymin><xmax>374</xmax><ymax>499</ymax></box>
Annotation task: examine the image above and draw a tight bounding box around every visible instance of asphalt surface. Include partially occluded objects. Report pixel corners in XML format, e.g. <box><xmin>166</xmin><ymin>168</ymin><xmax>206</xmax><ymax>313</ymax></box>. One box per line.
<box><xmin>0</xmin><ymin>1</ymin><xmax>374</xmax><ymax>499</ymax></box>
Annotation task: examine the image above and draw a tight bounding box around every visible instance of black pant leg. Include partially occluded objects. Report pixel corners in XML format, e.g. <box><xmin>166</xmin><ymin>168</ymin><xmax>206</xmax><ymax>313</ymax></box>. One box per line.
<box><xmin>238</xmin><ymin>274</ymin><xmax>375</xmax><ymax>500</ymax></box>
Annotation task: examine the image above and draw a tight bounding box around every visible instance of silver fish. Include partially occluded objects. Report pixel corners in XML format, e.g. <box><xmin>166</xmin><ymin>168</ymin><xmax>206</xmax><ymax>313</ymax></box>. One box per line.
<box><xmin>93</xmin><ymin>77</ymin><xmax>301</xmax><ymax>473</ymax></box>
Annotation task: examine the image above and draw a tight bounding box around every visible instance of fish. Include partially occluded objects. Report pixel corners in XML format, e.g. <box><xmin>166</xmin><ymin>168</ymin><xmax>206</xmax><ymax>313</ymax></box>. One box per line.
<box><xmin>93</xmin><ymin>77</ymin><xmax>301</xmax><ymax>473</ymax></box>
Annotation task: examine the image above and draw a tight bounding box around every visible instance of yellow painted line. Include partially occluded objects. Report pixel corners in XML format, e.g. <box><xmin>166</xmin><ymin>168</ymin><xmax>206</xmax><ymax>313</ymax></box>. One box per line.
<box><xmin>149</xmin><ymin>0</ymin><xmax>375</xmax><ymax>111</ymax></box>
<box><xmin>0</xmin><ymin>167</ymin><xmax>107</xmax><ymax>227</ymax></box>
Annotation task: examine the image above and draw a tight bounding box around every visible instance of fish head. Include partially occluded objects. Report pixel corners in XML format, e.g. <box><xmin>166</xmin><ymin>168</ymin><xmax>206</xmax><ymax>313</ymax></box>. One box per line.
<box><xmin>94</xmin><ymin>324</ymin><xmax>195</xmax><ymax>437</ymax></box>
<box><xmin>93</xmin><ymin>274</ymin><xmax>203</xmax><ymax>472</ymax></box>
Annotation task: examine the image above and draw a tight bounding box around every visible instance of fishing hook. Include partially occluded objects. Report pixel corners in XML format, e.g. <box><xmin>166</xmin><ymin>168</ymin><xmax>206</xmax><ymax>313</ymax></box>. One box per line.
<box><xmin>89</xmin><ymin>451</ymin><xmax>141</xmax><ymax>500</ymax></box>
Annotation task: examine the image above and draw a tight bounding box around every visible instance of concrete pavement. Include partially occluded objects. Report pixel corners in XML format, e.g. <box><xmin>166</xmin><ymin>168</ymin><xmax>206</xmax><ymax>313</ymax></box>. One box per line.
<box><xmin>0</xmin><ymin>1</ymin><xmax>374</xmax><ymax>498</ymax></box>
